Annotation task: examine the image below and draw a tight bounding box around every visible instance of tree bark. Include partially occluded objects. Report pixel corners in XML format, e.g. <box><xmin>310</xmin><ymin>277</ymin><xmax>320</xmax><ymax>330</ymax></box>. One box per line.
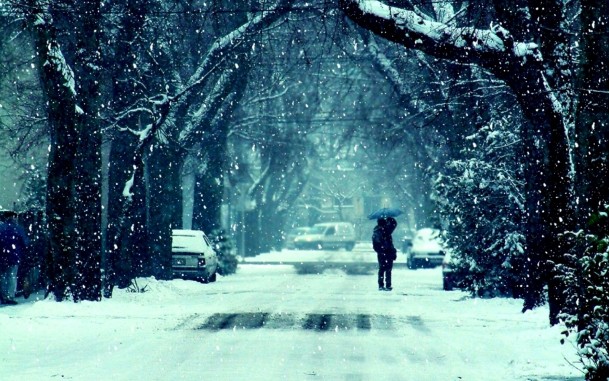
<box><xmin>27</xmin><ymin>0</ymin><xmax>104</xmax><ymax>301</ymax></box>
<box><xmin>106</xmin><ymin>136</ymin><xmax>148</xmax><ymax>289</ymax></box>
<box><xmin>71</xmin><ymin>0</ymin><xmax>103</xmax><ymax>301</ymax></box>
<box><xmin>105</xmin><ymin>0</ymin><xmax>150</xmax><ymax>290</ymax></box>
<box><xmin>147</xmin><ymin>143</ymin><xmax>183</xmax><ymax>280</ymax></box>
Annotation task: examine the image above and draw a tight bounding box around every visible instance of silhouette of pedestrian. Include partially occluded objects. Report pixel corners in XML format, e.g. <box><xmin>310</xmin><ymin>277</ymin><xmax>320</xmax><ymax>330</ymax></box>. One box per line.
<box><xmin>372</xmin><ymin>217</ymin><xmax>397</xmax><ymax>291</ymax></box>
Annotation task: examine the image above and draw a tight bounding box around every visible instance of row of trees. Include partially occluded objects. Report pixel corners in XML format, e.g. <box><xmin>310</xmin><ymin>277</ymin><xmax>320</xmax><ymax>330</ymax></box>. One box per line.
<box><xmin>1</xmin><ymin>0</ymin><xmax>409</xmax><ymax>296</ymax></box>
<box><xmin>336</xmin><ymin>1</ymin><xmax>608</xmax><ymax>379</ymax></box>
<box><xmin>1</xmin><ymin>0</ymin><xmax>304</xmax><ymax>299</ymax></box>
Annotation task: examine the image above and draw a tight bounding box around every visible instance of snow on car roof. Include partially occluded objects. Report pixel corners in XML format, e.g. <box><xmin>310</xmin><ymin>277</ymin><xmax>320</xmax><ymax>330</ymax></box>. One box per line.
<box><xmin>415</xmin><ymin>227</ymin><xmax>440</xmax><ymax>239</ymax></box>
<box><xmin>172</xmin><ymin>229</ymin><xmax>207</xmax><ymax>252</ymax></box>
<box><xmin>412</xmin><ymin>228</ymin><xmax>443</xmax><ymax>252</ymax></box>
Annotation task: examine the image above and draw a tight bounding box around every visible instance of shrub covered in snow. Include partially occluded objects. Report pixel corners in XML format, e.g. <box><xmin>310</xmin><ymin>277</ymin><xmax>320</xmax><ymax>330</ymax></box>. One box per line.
<box><xmin>434</xmin><ymin>119</ymin><xmax>527</xmax><ymax>297</ymax></box>
<box><xmin>209</xmin><ymin>229</ymin><xmax>238</xmax><ymax>276</ymax></box>
<box><xmin>557</xmin><ymin>211</ymin><xmax>609</xmax><ymax>381</ymax></box>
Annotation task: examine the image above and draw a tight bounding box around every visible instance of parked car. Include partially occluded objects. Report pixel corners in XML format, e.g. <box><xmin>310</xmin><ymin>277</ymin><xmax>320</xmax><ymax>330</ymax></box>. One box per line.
<box><xmin>284</xmin><ymin>227</ymin><xmax>311</xmax><ymax>249</ymax></box>
<box><xmin>171</xmin><ymin>229</ymin><xmax>218</xmax><ymax>283</ymax></box>
<box><xmin>402</xmin><ymin>232</ymin><xmax>414</xmax><ymax>254</ymax></box>
<box><xmin>407</xmin><ymin>228</ymin><xmax>446</xmax><ymax>269</ymax></box>
<box><xmin>294</xmin><ymin>222</ymin><xmax>356</xmax><ymax>251</ymax></box>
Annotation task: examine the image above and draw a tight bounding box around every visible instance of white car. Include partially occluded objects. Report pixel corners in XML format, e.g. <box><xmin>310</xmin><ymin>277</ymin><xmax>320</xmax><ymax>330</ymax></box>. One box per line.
<box><xmin>171</xmin><ymin>229</ymin><xmax>218</xmax><ymax>283</ymax></box>
<box><xmin>284</xmin><ymin>227</ymin><xmax>311</xmax><ymax>249</ymax></box>
<box><xmin>407</xmin><ymin>228</ymin><xmax>446</xmax><ymax>269</ymax></box>
<box><xmin>294</xmin><ymin>222</ymin><xmax>356</xmax><ymax>251</ymax></box>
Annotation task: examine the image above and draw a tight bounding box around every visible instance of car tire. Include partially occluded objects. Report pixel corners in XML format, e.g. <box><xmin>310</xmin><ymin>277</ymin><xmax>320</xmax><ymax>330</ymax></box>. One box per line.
<box><xmin>345</xmin><ymin>242</ymin><xmax>355</xmax><ymax>251</ymax></box>
<box><xmin>209</xmin><ymin>272</ymin><xmax>217</xmax><ymax>283</ymax></box>
<box><xmin>443</xmin><ymin>276</ymin><xmax>453</xmax><ymax>291</ymax></box>
<box><xmin>407</xmin><ymin>256</ymin><xmax>417</xmax><ymax>270</ymax></box>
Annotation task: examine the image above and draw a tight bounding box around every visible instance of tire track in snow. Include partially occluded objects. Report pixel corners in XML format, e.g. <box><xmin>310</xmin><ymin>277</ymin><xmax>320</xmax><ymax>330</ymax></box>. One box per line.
<box><xmin>183</xmin><ymin>312</ymin><xmax>426</xmax><ymax>332</ymax></box>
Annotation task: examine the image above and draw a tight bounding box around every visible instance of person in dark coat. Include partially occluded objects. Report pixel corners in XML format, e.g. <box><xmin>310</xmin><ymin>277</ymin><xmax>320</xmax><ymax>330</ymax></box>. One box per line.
<box><xmin>372</xmin><ymin>217</ymin><xmax>397</xmax><ymax>291</ymax></box>
<box><xmin>0</xmin><ymin>212</ymin><xmax>28</xmax><ymax>305</ymax></box>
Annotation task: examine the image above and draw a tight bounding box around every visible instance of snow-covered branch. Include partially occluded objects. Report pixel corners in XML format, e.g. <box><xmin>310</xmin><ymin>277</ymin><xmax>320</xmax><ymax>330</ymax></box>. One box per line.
<box><xmin>178</xmin><ymin>0</ymin><xmax>294</xmax><ymax>102</ymax></box>
<box><xmin>26</xmin><ymin>1</ymin><xmax>77</xmax><ymax>102</ymax></box>
<box><xmin>248</xmin><ymin>160</ymin><xmax>272</xmax><ymax>198</ymax></box>
<box><xmin>244</xmin><ymin>83</ymin><xmax>295</xmax><ymax>105</ymax></box>
<box><xmin>339</xmin><ymin>0</ymin><xmax>540</xmax><ymax>66</ymax></box>
<box><xmin>45</xmin><ymin>42</ymin><xmax>77</xmax><ymax>97</ymax></box>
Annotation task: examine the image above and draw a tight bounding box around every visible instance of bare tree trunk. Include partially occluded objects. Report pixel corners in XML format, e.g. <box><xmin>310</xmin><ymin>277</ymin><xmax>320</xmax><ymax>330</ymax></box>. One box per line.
<box><xmin>147</xmin><ymin>144</ymin><xmax>183</xmax><ymax>280</ymax></box>
<box><xmin>105</xmin><ymin>0</ymin><xmax>149</xmax><ymax>290</ymax></box>
<box><xmin>192</xmin><ymin>73</ymin><xmax>251</xmax><ymax>234</ymax></box>
<box><xmin>27</xmin><ymin>0</ymin><xmax>103</xmax><ymax>301</ymax></box>
<box><xmin>71</xmin><ymin>0</ymin><xmax>103</xmax><ymax>301</ymax></box>
<box><xmin>191</xmin><ymin>89</ymin><xmax>245</xmax><ymax>234</ymax></box>
<box><xmin>29</xmin><ymin>11</ymin><xmax>77</xmax><ymax>301</ymax></box>
<box><xmin>192</xmin><ymin>141</ymin><xmax>226</xmax><ymax>234</ymax></box>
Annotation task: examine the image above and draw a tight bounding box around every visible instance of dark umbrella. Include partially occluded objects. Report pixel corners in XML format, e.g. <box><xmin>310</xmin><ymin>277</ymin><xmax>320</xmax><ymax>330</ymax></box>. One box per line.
<box><xmin>367</xmin><ymin>207</ymin><xmax>403</xmax><ymax>220</ymax></box>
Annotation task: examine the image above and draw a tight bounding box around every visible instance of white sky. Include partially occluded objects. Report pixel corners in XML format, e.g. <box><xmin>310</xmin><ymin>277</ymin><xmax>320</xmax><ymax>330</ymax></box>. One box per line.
<box><xmin>0</xmin><ymin>247</ymin><xmax>583</xmax><ymax>381</ymax></box>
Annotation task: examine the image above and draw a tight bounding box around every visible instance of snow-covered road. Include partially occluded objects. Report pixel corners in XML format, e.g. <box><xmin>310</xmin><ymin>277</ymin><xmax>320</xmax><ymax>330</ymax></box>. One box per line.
<box><xmin>0</xmin><ymin>254</ymin><xmax>583</xmax><ymax>381</ymax></box>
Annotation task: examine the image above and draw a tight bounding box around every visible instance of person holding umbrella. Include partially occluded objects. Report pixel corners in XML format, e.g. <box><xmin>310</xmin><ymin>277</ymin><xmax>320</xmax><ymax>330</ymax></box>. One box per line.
<box><xmin>372</xmin><ymin>216</ymin><xmax>398</xmax><ymax>291</ymax></box>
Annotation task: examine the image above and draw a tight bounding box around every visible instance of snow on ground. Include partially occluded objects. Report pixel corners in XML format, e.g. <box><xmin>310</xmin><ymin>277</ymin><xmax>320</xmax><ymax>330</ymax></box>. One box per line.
<box><xmin>0</xmin><ymin>249</ymin><xmax>584</xmax><ymax>381</ymax></box>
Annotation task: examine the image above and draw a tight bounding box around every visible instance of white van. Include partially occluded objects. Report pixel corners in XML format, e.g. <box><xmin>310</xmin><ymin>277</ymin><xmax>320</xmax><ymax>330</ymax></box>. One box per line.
<box><xmin>171</xmin><ymin>229</ymin><xmax>218</xmax><ymax>283</ymax></box>
<box><xmin>293</xmin><ymin>222</ymin><xmax>356</xmax><ymax>251</ymax></box>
